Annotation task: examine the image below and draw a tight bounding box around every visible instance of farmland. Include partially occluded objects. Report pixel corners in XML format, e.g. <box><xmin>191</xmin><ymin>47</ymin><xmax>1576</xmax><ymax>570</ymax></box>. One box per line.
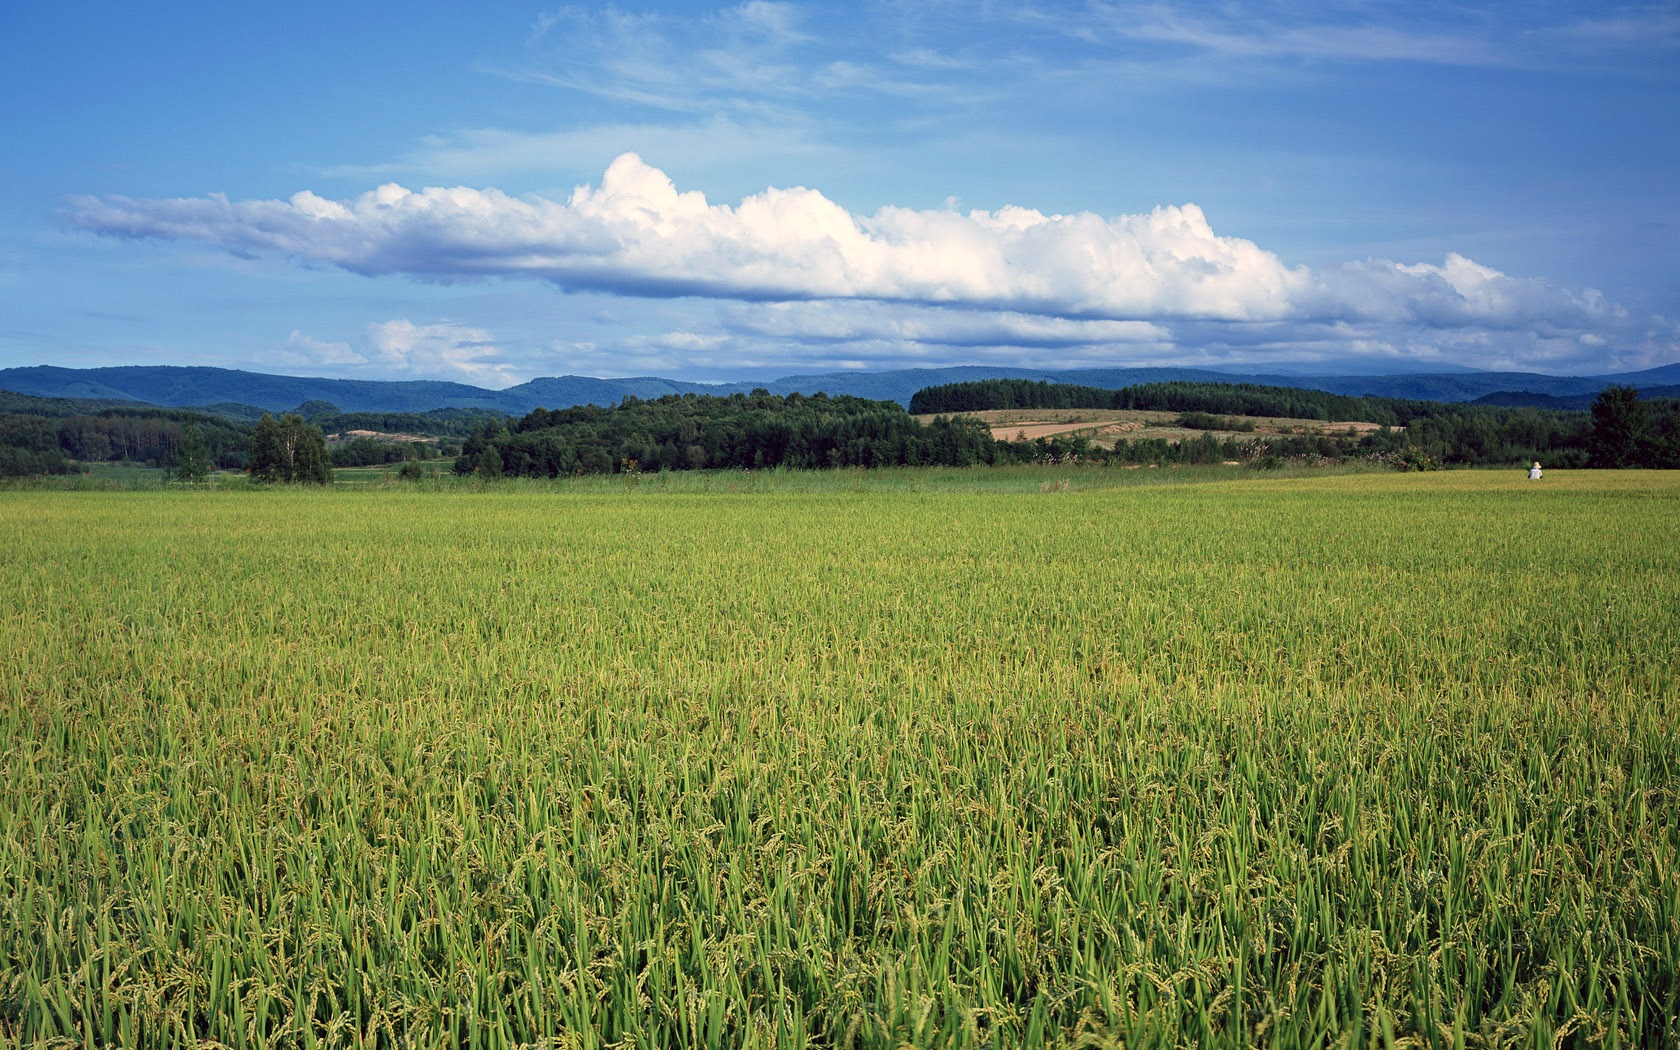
<box><xmin>2</xmin><ymin>469</ymin><xmax>1677</xmax><ymax>1047</ymax></box>
<box><xmin>911</xmin><ymin>407</ymin><xmax>1389</xmax><ymax>449</ymax></box>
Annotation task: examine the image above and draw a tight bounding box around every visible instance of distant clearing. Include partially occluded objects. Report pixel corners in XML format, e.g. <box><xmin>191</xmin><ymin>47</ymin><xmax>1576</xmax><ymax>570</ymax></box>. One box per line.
<box><xmin>914</xmin><ymin>407</ymin><xmax>1392</xmax><ymax>447</ymax></box>
<box><xmin>330</xmin><ymin>428</ymin><xmax>432</xmax><ymax>443</ymax></box>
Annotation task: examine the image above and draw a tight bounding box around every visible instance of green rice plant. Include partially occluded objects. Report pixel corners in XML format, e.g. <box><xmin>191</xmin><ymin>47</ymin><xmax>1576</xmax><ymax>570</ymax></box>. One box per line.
<box><xmin>1</xmin><ymin>469</ymin><xmax>1676</xmax><ymax>1047</ymax></box>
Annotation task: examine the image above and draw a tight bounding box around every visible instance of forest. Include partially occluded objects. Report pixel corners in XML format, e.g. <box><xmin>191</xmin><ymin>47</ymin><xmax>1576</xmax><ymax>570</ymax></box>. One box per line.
<box><xmin>4</xmin><ymin>379</ymin><xmax>1678</xmax><ymax>478</ymax></box>
<box><xmin>0</xmin><ymin>392</ymin><xmax>470</xmax><ymax>477</ymax></box>
<box><xmin>0</xmin><ymin>395</ymin><xmax>251</xmax><ymax>477</ymax></box>
<box><xmin>452</xmin><ymin>383</ymin><xmax>1680</xmax><ymax>477</ymax></box>
<box><xmin>910</xmin><ymin>377</ymin><xmax>1408</xmax><ymax>421</ymax></box>
<box><xmin>454</xmin><ymin>390</ymin><xmax>996</xmax><ymax>477</ymax></box>
<box><xmin>910</xmin><ymin>378</ymin><xmax>1680</xmax><ymax>470</ymax></box>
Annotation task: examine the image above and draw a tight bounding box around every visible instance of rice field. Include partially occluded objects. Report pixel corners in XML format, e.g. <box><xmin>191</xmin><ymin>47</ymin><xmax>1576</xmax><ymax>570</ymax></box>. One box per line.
<box><xmin>2</xmin><ymin>469</ymin><xmax>1677</xmax><ymax>1048</ymax></box>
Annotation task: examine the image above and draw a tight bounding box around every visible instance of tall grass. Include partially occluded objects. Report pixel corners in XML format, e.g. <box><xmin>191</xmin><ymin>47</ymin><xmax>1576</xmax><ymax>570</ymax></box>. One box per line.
<box><xmin>2</xmin><ymin>470</ymin><xmax>1676</xmax><ymax>1047</ymax></box>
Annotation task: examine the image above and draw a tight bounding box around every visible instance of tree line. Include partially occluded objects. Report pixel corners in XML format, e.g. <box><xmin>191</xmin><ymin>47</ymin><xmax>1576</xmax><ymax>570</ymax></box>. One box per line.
<box><xmin>910</xmin><ymin>378</ymin><xmax>1680</xmax><ymax>469</ymax></box>
<box><xmin>4</xmin><ymin>380</ymin><xmax>1676</xmax><ymax>479</ymax></box>
<box><xmin>455</xmin><ymin>391</ymin><xmax>997</xmax><ymax>477</ymax></box>
<box><xmin>909</xmin><ymin>378</ymin><xmax>1410</xmax><ymax>423</ymax></box>
<box><xmin>0</xmin><ymin>391</ymin><xmax>460</xmax><ymax>479</ymax></box>
<box><xmin>0</xmin><ymin>400</ymin><xmax>251</xmax><ymax>477</ymax></box>
<box><xmin>452</xmin><ymin>389</ymin><xmax>1436</xmax><ymax>477</ymax></box>
<box><xmin>292</xmin><ymin>402</ymin><xmax>500</xmax><ymax>442</ymax></box>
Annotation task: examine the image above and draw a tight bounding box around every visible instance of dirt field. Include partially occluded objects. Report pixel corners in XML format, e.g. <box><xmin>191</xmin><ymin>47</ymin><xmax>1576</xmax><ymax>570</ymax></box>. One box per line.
<box><xmin>331</xmin><ymin>429</ymin><xmax>433</xmax><ymax>443</ymax></box>
<box><xmin>913</xmin><ymin>407</ymin><xmax>1393</xmax><ymax>448</ymax></box>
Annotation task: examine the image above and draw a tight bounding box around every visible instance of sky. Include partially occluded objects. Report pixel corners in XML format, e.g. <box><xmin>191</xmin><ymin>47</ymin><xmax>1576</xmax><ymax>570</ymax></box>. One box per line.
<box><xmin>3</xmin><ymin>1</ymin><xmax>1678</xmax><ymax>388</ymax></box>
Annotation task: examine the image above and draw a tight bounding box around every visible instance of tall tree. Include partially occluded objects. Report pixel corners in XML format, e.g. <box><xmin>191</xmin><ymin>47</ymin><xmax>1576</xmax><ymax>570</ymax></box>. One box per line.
<box><xmin>247</xmin><ymin>414</ymin><xmax>285</xmax><ymax>481</ymax></box>
<box><xmin>289</xmin><ymin>414</ymin><xmax>333</xmax><ymax>484</ymax></box>
<box><xmin>1588</xmin><ymin>385</ymin><xmax>1651</xmax><ymax>468</ymax></box>
<box><xmin>247</xmin><ymin>413</ymin><xmax>333</xmax><ymax>483</ymax></box>
<box><xmin>172</xmin><ymin>414</ymin><xmax>212</xmax><ymax>483</ymax></box>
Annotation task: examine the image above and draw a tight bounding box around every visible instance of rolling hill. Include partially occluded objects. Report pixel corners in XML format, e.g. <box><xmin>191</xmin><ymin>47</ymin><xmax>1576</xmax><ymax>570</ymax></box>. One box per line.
<box><xmin>3</xmin><ymin>362</ymin><xmax>1679</xmax><ymax>416</ymax></box>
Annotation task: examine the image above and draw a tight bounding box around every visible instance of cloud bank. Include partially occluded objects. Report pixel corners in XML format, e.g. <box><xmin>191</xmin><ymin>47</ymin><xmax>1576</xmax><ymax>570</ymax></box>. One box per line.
<box><xmin>64</xmin><ymin>153</ymin><xmax>1672</xmax><ymax>378</ymax></box>
<box><xmin>279</xmin><ymin>321</ymin><xmax>520</xmax><ymax>388</ymax></box>
<box><xmin>65</xmin><ymin>153</ymin><xmax>1617</xmax><ymax>330</ymax></box>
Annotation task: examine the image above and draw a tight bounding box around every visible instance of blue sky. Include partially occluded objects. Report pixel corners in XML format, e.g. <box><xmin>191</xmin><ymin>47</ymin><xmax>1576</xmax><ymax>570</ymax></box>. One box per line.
<box><xmin>4</xmin><ymin>1</ymin><xmax>1677</xmax><ymax>386</ymax></box>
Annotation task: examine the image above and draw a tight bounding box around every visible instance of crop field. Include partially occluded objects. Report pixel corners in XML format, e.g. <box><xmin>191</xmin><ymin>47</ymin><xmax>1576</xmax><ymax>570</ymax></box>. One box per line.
<box><xmin>910</xmin><ymin>408</ymin><xmax>1385</xmax><ymax>448</ymax></box>
<box><xmin>2</xmin><ymin>469</ymin><xmax>1677</xmax><ymax>1048</ymax></box>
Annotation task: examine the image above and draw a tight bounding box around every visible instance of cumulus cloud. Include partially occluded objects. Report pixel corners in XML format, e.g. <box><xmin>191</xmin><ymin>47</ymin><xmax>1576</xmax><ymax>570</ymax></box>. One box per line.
<box><xmin>67</xmin><ymin>154</ymin><xmax>1310</xmax><ymax>317</ymax></box>
<box><xmin>1311</xmin><ymin>254</ymin><xmax>1625</xmax><ymax>331</ymax></box>
<box><xmin>280</xmin><ymin>330</ymin><xmax>364</xmax><ymax>368</ymax></box>
<box><xmin>62</xmin><ymin>150</ymin><xmax>1666</xmax><ymax>372</ymax></box>
<box><xmin>364</xmin><ymin>320</ymin><xmax>521</xmax><ymax>388</ymax></box>
<box><xmin>278</xmin><ymin>321</ymin><xmax>521</xmax><ymax>388</ymax></box>
<box><xmin>64</xmin><ymin>152</ymin><xmax>1625</xmax><ymax>344</ymax></box>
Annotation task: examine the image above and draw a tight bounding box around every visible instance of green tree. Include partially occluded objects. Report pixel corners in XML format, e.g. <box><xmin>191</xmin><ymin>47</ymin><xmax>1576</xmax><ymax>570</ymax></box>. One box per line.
<box><xmin>454</xmin><ymin>418</ymin><xmax>511</xmax><ymax>477</ymax></box>
<box><xmin>247</xmin><ymin>413</ymin><xmax>334</xmax><ymax>483</ymax></box>
<box><xmin>1588</xmin><ymin>385</ymin><xmax>1651</xmax><ymax>468</ymax></box>
<box><xmin>247</xmin><ymin>414</ymin><xmax>284</xmax><ymax>481</ymax></box>
<box><xmin>291</xmin><ymin>416</ymin><xmax>333</xmax><ymax>483</ymax></box>
<box><xmin>172</xmin><ymin>414</ymin><xmax>212</xmax><ymax>483</ymax></box>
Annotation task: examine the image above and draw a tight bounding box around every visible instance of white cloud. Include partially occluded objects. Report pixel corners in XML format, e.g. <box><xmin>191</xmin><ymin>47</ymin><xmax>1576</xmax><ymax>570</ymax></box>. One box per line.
<box><xmin>59</xmin><ymin>150</ymin><xmax>1673</xmax><ymax>372</ymax></box>
<box><xmin>725</xmin><ymin>301</ymin><xmax>1170</xmax><ymax>348</ymax></box>
<box><xmin>280</xmin><ymin>321</ymin><xmax>521</xmax><ymax>388</ymax></box>
<box><xmin>504</xmin><ymin>2</ymin><xmax>1679</xmax><ymax>132</ymax></box>
<box><xmin>364</xmin><ymin>320</ymin><xmax>520</xmax><ymax>388</ymax></box>
<box><xmin>517</xmin><ymin>2</ymin><xmax>819</xmax><ymax>114</ymax></box>
<box><xmin>1081</xmin><ymin>4</ymin><xmax>1503</xmax><ymax>68</ymax></box>
<box><xmin>1312</xmin><ymin>254</ymin><xmax>1624</xmax><ymax>330</ymax></box>
<box><xmin>65</xmin><ymin>153</ymin><xmax>1628</xmax><ymax>339</ymax></box>
<box><xmin>280</xmin><ymin>330</ymin><xmax>364</xmax><ymax>367</ymax></box>
<box><xmin>64</xmin><ymin>155</ymin><xmax>1309</xmax><ymax>318</ymax></box>
<box><xmin>1013</xmin><ymin>1</ymin><xmax>1680</xmax><ymax>74</ymax></box>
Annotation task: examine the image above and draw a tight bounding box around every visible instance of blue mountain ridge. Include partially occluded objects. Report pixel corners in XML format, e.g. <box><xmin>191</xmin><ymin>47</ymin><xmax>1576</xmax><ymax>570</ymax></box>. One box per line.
<box><xmin>3</xmin><ymin>362</ymin><xmax>1678</xmax><ymax>415</ymax></box>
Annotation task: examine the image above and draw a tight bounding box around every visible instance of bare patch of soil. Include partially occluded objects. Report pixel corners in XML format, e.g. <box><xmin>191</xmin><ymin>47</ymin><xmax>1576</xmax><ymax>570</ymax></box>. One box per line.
<box><xmin>914</xmin><ymin>407</ymin><xmax>1394</xmax><ymax>448</ymax></box>
<box><xmin>331</xmin><ymin>429</ymin><xmax>433</xmax><ymax>443</ymax></box>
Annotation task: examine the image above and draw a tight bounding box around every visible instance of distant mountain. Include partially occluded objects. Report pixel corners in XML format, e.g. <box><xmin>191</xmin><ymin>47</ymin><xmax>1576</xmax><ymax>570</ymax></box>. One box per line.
<box><xmin>0</xmin><ymin>386</ymin><xmax>161</xmax><ymax>417</ymax></box>
<box><xmin>1261</xmin><ymin>365</ymin><xmax>1680</xmax><ymax>403</ymax></box>
<box><xmin>498</xmin><ymin>375</ymin><xmax>724</xmax><ymax>413</ymax></box>
<box><xmin>0</xmin><ymin>365</ymin><xmax>509</xmax><ymax>414</ymax></box>
<box><xmin>1472</xmin><ymin>384</ymin><xmax>1680</xmax><ymax>411</ymax></box>
<box><xmin>4</xmin><ymin>361</ymin><xmax>1680</xmax><ymax>415</ymax></box>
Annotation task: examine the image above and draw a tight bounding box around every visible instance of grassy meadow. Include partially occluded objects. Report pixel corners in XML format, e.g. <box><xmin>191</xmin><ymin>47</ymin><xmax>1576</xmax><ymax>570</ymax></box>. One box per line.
<box><xmin>2</xmin><ymin>468</ymin><xmax>1677</xmax><ymax>1047</ymax></box>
